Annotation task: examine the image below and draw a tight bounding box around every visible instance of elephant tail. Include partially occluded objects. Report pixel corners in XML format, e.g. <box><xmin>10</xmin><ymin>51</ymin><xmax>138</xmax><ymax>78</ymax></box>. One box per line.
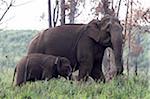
<box><xmin>12</xmin><ymin>67</ymin><xmax>16</xmax><ymax>86</ymax></box>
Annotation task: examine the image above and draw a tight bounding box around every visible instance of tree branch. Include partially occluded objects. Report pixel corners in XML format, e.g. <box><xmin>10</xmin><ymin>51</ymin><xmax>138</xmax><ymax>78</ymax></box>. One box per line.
<box><xmin>116</xmin><ymin>0</ymin><xmax>122</xmax><ymax>17</ymax></box>
<box><xmin>124</xmin><ymin>0</ymin><xmax>130</xmax><ymax>41</ymax></box>
<box><xmin>0</xmin><ymin>0</ymin><xmax>14</xmax><ymax>22</ymax></box>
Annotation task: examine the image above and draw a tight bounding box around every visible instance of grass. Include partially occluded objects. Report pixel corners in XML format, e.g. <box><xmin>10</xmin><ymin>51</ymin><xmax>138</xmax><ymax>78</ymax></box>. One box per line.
<box><xmin>0</xmin><ymin>30</ymin><xmax>149</xmax><ymax>98</ymax></box>
<box><xmin>0</xmin><ymin>67</ymin><xmax>149</xmax><ymax>99</ymax></box>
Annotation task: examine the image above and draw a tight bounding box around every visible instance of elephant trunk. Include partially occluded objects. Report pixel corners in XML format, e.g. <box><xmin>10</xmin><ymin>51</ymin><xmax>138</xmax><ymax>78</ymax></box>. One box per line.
<box><xmin>111</xmin><ymin>32</ymin><xmax>123</xmax><ymax>75</ymax></box>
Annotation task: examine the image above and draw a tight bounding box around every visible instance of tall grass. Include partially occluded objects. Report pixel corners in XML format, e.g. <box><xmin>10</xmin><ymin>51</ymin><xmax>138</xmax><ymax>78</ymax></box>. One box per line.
<box><xmin>0</xmin><ymin>68</ymin><xmax>149</xmax><ymax>99</ymax></box>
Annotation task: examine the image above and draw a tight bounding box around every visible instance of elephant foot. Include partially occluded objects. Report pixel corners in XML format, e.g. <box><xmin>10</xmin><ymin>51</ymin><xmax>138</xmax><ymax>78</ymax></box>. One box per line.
<box><xmin>90</xmin><ymin>73</ymin><xmax>105</xmax><ymax>83</ymax></box>
<box><xmin>77</xmin><ymin>75</ymin><xmax>89</xmax><ymax>82</ymax></box>
<box><xmin>77</xmin><ymin>71</ymin><xmax>90</xmax><ymax>82</ymax></box>
<box><xmin>97</xmin><ymin>76</ymin><xmax>105</xmax><ymax>83</ymax></box>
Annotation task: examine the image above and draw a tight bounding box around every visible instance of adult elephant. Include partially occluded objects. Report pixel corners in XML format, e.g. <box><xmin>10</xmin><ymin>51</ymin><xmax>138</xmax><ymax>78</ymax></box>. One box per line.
<box><xmin>28</xmin><ymin>15</ymin><xmax>123</xmax><ymax>82</ymax></box>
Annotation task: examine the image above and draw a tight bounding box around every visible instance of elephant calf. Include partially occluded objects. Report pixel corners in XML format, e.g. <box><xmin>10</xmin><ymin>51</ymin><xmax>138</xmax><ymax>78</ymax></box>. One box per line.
<box><xmin>12</xmin><ymin>53</ymin><xmax>72</xmax><ymax>86</ymax></box>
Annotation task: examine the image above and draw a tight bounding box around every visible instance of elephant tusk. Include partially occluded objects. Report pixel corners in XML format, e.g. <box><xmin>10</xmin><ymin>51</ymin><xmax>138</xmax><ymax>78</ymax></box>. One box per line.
<box><xmin>54</xmin><ymin>57</ymin><xmax>59</xmax><ymax>65</ymax></box>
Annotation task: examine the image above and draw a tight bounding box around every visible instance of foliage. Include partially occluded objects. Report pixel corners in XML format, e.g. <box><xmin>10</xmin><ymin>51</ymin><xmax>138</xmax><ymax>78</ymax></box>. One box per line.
<box><xmin>0</xmin><ymin>30</ymin><xmax>37</xmax><ymax>68</ymax></box>
<box><xmin>123</xmin><ymin>26</ymin><xmax>150</xmax><ymax>74</ymax></box>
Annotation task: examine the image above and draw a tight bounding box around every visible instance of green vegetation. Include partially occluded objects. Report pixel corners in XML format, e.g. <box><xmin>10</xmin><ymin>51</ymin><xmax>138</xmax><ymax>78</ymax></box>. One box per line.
<box><xmin>0</xmin><ymin>30</ymin><xmax>149</xmax><ymax>98</ymax></box>
<box><xmin>0</xmin><ymin>30</ymin><xmax>37</xmax><ymax>68</ymax></box>
<box><xmin>0</xmin><ymin>67</ymin><xmax>149</xmax><ymax>99</ymax></box>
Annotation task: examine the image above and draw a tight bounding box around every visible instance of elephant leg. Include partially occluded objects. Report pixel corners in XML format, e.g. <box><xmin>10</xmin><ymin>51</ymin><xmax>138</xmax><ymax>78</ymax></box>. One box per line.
<box><xmin>42</xmin><ymin>70</ymin><xmax>53</xmax><ymax>80</ymax></box>
<box><xmin>15</xmin><ymin>65</ymin><xmax>27</xmax><ymax>86</ymax></box>
<box><xmin>46</xmin><ymin>75</ymin><xmax>53</xmax><ymax>81</ymax></box>
<box><xmin>77</xmin><ymin>38</ymin><xmax>94</xmax><ymax>81</ymax></box>
<box><xmin>90</xmin><ymin>63</ymin><xmax>105</xmax><ymax>82</ymax></box>
<box><xmin>78</xmin><ymin>62</ymin><xmax>93</xmax><ymax>81</ymax></box>
<box><xmin>90</xmin><ymin>46</ymin><xmax>106</xmax><ymax>82</ymax></box>
<box><xmin>16</xmin><ymin>71</ymin><xmax>25</xmax><ymax>86</ymax></box>
<box><xmin>77</xmin><ymin>53</ymin><xmax>94</xmax><ymax>81</ymax></box>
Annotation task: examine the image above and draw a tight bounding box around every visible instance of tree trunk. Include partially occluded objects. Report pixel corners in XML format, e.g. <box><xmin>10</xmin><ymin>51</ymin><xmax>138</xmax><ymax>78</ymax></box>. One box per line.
<box><xmin>60</xmin><ymin>0</ymin><xmax>65</xmax><ymax>25</ymax></box>
<box><xmin>48</xmin><ymin>0</ymin><xmax>52</xmax><ymax>27</ymax></box>
<box><xmin>69</xmin><ymin>0</ymin><xmax>76</xmax><ymax>23</ymax></box>
<box><xmin>53</xmin><ymin>0</ymin><xmax>59</xmax><ymax>27</ymax></box>
<box><xmin>116</xmin><ymin>0</ymin><xmax>122</xmax><ymax>17</ymax></box>
<box><xmin>127</xmin><ymin>0</ymin><xmax>133</xmax><ymax>76</ymax></box>
<box><xmin>125</xmin><ymin>0</ymin><xmax>130</xmax><ymax>76</ymax></box>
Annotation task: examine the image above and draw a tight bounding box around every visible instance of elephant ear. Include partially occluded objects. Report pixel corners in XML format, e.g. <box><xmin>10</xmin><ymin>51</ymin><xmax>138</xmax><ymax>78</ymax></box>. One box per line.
<box><xmin>87</xmin><ymin>19</ymin><xmax>101</xmax><ymax>42</ymax></box>
<box><xmin>54</xmin><ymin>57</ymin><xmax>61</xmax><ymax>72</ymax></box>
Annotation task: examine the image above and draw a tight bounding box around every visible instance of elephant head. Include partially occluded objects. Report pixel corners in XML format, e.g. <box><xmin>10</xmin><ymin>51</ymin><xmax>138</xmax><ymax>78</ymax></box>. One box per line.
<box><xmin>55</xmin><ymin>57</ymin><xmax>72</xmax><ymax>79</ymax></box>
<box><xmin>87</xmin><ymin>15</ymin><xmax>123</xmax><ymax>75</ymax></box>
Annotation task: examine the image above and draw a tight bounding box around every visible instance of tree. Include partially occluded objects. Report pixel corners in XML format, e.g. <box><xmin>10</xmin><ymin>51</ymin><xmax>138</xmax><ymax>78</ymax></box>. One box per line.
<box><xmin>66</xmin><ymin>0</ymin><xmax>86</xmax><ymax>24</ymax></box>
<box><xmin>48</xmin><ymin>0</ymin><xmax>52</xmax><ymax>27</ymax></box>
<box><xmin>60</xmin><ymin>0</ymin><xmax>65</xmax><ymax>25</ymax></box>
<box><xmin>68</xmin><ymin>0</ymin><xmax>76</xmax><ymax>23</ymax></box>
<box><xmin>121</xmin><ymin>0</ymin><xmax>150</xmax><ymax>76</ymax></box>
<box><xmin>47</xmin><ymin>0</ymin><xmax>59</xmax><ymax>27</ymax></box>
<box><xmin>53</xmin><ymin>0</ymin><xmax>59</xmax><ymax>27</ymax></box>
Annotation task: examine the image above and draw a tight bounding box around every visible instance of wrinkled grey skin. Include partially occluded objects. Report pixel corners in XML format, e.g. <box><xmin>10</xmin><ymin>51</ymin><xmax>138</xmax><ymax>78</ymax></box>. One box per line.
<box><xmin>12</xmin><ymin>53</ymin><xmax>72</xmax><ymax>86</ymax></box>
<box><xmin>28</xmin><ymin>15</ymin><xmax>123</xmax><ymax>82</ymax></box>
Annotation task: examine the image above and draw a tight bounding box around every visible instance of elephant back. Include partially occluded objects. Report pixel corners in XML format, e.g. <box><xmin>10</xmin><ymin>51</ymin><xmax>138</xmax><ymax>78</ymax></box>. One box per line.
<box><xmin>27</xmin><ymin>24</ymin><xmax>87</xmax><ymax>69</ymax></box>
<box><xmin>42</xmin><ymin>25</ymin><xmax>86</xmax><ymax>64</ymax></box>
